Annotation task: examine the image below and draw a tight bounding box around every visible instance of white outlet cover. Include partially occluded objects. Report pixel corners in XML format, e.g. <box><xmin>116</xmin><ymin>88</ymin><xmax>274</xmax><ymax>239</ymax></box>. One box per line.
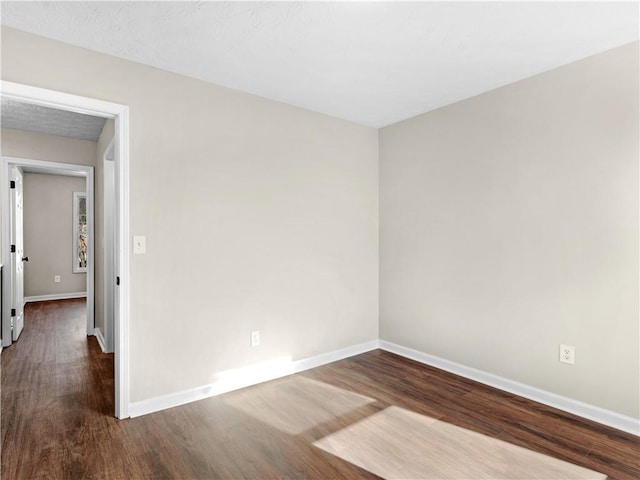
<box><xmin>559</xmin><ymin>344</ymin><xmax>575</xmax><ymax>365</ymax></box>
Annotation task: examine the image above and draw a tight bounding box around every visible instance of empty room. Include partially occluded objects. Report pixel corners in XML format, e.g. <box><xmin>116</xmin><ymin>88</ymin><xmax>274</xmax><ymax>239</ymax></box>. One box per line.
<box><xmin>0</xmin><ymin>2</ymin><xmax>638</xmax><ymax>479</ymax></box>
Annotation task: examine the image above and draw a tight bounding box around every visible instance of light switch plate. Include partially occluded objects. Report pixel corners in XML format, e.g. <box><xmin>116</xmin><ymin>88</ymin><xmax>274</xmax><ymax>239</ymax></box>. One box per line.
<box><xmin>133</xmin><ymin>235</ymin><xmax>146</xmax><ymax>254</ymax></box>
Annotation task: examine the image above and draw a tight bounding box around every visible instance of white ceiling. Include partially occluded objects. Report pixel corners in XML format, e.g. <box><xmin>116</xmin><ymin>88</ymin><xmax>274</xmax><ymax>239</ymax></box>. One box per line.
<box><xmin>1</xmin><ymin>1</ymin><xmax>638</xmax><ymax>127</ymax></box>
<box><xmin>1</xmin><ymin>98</ymin><xmax>107</xmax><ymax>141</ymax></box>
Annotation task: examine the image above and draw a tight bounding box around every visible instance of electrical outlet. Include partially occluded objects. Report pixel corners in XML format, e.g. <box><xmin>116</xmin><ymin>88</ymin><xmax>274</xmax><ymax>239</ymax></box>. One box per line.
<box><xmin>54</xmin><ymin>275</ymin><xmax>61</xmax><ymax>283</ymax></box>
<box><xmin>251</xmin><ymin>330</ymin><xmax>260</xmax><ymax>347</ymax></box>
<box><xmin>559</xmin><ymin>344</ymin><xmax>575</xmax><ymax>365</ymax></box>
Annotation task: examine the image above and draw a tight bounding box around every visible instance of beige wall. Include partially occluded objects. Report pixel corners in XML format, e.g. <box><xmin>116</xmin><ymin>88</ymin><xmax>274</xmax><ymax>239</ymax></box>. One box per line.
<box><xmin>1</xmin><ymin>127</ymin><xmax>97</xmax><ymax>299</ymax></box>
<box><xmin>1</xmin><ymin>27</ymin><xmax>379</xmax><ymax>402</ymax></box>
<box><xmin>23</xmin><ymin>173</ymin><xmax>87</xmax><ymax>297</ymax></box>
<box><xmin>5</xmin><ymin>26</ymin><xmax>632</xmax><ymax>420</ymax></box>
<box><xmin>2</xmin><ymin>128</ymin><xmax>97</xmax><ymax>165</ymax></box>
<box><xmin>380</xmin><ymin>42</ymin><xmax>639</xmax><ymax>418</ymax></box>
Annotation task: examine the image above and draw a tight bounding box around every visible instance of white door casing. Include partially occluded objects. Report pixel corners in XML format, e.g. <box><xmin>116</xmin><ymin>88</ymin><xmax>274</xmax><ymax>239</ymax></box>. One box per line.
<box><xmin>0</xmin><ymin>79</ymin><xmax>130</xmax><ymax>419</ymax></box>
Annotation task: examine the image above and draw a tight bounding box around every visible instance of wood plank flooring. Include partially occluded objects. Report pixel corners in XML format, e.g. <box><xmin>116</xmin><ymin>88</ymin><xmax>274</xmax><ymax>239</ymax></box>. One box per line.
<box><xmin>2</xmin><ymin>299</ymin><xmax>638</xmax><ymax>479</ymax></box>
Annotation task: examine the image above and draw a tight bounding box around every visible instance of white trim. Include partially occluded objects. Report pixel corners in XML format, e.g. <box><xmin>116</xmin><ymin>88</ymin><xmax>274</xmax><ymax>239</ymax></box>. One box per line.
<box><xmin>379</xmin><ymin>340</ymin><xmax>640</xmax><ymax>436</ymax></box>
<box><xmin>86</xmin><ymin>167</ymin><xmax>95</xmax><ymax>337</ymax></box>
<box><xmin>1</xmin><ymin>81</ymin><xmax>127</xmax><ymax>118</ymax></box>
<box><xmin>25</xmin><ymin>292</ymin><xmax>87</xmax><ymax>303</ymax></box>
<box><xmin>94</xmin><ymin>327</ymin><xmax>107</xmax><ymax>353</ymax></box>
<box><xmin>129</xmin><ymin>340</ymin><xmax>380</xmax><ymax>418</ymax></box>
<box><xmin>115</xmin><ymin>107</ymin><xmax>131</xmax><ymax>419</ymax></box>
<box><xmin>1</xmin><ymin>81</ymin><xmax>130</xmax><ymax>420</ymax></box>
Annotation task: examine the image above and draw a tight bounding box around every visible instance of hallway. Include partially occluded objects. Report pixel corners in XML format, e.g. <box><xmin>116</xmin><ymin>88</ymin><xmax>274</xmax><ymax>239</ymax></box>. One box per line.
<box><xmin>1</xmin><ymin>299</ymin><xmax>115</xmax><ymax>477</ymax></box>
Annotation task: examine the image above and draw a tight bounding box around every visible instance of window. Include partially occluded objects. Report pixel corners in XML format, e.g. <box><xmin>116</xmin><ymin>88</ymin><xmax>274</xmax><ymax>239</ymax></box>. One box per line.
<box><xmin>73</xmin><ymin>192</ymin><xmax>88</xmax><ymax>273</ymax></box>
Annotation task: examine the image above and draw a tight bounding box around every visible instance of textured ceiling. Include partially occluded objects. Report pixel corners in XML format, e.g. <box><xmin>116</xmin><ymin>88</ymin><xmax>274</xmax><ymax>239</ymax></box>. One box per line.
<box><xmin>1</xmin><ymin>2</ymin><xmax>638</xmax><ymax>127</ymax></box>
<box><xmin>1</xmin><ymin>98</ymin><xmax>107</xmax><ymax>141</ymax></box>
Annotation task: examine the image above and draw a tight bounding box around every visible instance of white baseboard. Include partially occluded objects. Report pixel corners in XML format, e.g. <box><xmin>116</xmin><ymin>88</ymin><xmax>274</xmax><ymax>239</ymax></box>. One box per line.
<box><xmin>128</xmin><ymin>337</ymin><xmax>638</xmax><ymax>436</ymax></box>
<box><xmin>24</xmin><ymin>292</ymin><xmax>87</xmax><ymax>303</ymax></box>
<box><xmin>379</xmin><ymin>340</ymin><xmax>640</xmax><ymax>436</ymax></box>
<box><xmin>129</xmin><ymin>339</ymin><xmax>380</xmax><ymax>418</ymax></box>
<box><xmin>94</xmin><ymin>327</ymin><xmax>106</xmax><ymax>353</ymax></box>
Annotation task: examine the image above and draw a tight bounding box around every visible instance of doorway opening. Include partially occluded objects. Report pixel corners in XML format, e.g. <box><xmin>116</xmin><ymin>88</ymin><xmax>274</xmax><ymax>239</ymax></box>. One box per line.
<box><xmin>2</xmin><ymin>159</ymin><xmax>94</xmax><ymax>341</ymax></box>
<box><xmin>0</xmin><ymin>81</ymin><xmax>130</xmax><ymax>418</ymax></box>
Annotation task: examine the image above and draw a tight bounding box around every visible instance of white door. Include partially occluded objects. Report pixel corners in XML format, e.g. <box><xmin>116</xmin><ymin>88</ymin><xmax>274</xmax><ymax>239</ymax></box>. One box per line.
<box><xmin>113</xmin><ymin>141</ymin><xmax>121</xmax><ymax>349</ymax></box>
<box><xmin>112</xmin><ymin>136</ymin><xmax>124</xmax><ymax>418</ymax></box>
<box><xmin>104</xmin><ymin>151</ymin><xmax>115</xmax><ymax>352</ymax></box>
<box><xmin>10</xmin><ymin>166</ymin><xmax>25</xmax><ymax>341</ymax></box>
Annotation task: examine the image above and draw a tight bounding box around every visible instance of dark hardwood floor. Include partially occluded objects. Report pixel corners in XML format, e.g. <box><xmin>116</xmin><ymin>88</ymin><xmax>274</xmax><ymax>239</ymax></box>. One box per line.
<box><xmin>1</xmin><ymin>299</ymin><xmax>638</xmax><ymax>479</ymax></box>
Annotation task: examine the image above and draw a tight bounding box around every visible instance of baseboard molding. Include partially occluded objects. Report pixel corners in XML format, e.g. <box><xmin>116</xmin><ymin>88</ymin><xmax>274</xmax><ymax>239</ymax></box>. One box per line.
<box><xmin>94</xmin><ymin>328</ymin><xmax>106</xmax><ymax>353</ymax></box>
<box><xmin>24</xmin><ymin>292</ymin><xmax>87</xmax><ymax>303</ymax></box>
<box><xmin>379</xmin><ymin>340</ymin><xmax>640</xmax><ymax>436</ymax></box>
<box><xmin>128</xmin><ymin>337</ymin><xmax>639</xmax><ymax>435</ymax></box>
<box><xmin>129</xmin><ymin>339</ymin><xmax>379</xmax><ymax>418</ymax></box>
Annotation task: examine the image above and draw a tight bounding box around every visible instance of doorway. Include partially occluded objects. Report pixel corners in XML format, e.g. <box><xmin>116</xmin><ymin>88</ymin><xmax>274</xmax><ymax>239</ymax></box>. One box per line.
<box><xmin>2</xmin><ymin>159</ymin><xmax>94</xmax><ymax>341</ymax></box>
<box><xmin>0</xmin><ymin>81</ymin><xmax>130</xmax><ymax>419</ymax></box>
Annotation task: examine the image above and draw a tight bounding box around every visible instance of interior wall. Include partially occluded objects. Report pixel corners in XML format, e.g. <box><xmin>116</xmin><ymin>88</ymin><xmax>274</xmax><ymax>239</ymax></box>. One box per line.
<box><xmin>6</xmin><ymin>26</ymin><xmax>633</xmax><ymax>421</ymax></box>
<box><xmin>379</xmin><ymin>41</ymin><xmax>639</xmax><ymax>418</ymax></box>
<box><xmin>2</xmin><ymin>128</ymin><xmax>97</xmax><ymax>166</ymax></box>
<box><xmin>1</xmin><ymin>27</ymin><xmax>379</xmax><ymax>403</ymax></box>
<box><xmin>22</xmin><ymin>173</ymin><xmax>87</xmax><ymax>297</ymax></box>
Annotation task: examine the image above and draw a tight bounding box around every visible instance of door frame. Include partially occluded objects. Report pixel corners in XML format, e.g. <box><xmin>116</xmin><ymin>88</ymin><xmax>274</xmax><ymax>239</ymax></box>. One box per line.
<box><xmin>2</xmin><ymin>159</ymin><xmax>94</xmax><ymax>338</ymax></box>
<box><xmin>102</xmin><ymin>137</ymin><xmax>116</xmax><ymax>353</ymax></box>
<box><xmin>1</xmin><ymin>80</ymin><xmax>131</xmax><ymax>419</ymax></box>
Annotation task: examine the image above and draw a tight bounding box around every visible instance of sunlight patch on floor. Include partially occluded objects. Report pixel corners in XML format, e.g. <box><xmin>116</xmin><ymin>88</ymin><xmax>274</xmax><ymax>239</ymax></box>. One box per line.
<box><xmin>224</xmin><ymin>376</ymin><xmax>375</xmax><ymax>435</ymax></box>
<box><xmin>208</xmin><ymin>356</ymin><xmax>295</xmax><ymax>395</ymax></box>
<box><xmin>313</xmin><ymin>406</ymin><xmax>606</xmax><ymax>480</ymax></box>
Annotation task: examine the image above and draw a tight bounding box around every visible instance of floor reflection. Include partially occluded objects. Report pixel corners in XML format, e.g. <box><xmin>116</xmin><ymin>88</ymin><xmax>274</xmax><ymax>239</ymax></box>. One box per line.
<box><xmin>314</xmin><ymin>406</ymin><xmax>605</xmax><ymax>480</ymax></box>
<box><xmin>224</xmin><ymin>375</ymin><xmax>375</xmax><ymax>435</ymax></box>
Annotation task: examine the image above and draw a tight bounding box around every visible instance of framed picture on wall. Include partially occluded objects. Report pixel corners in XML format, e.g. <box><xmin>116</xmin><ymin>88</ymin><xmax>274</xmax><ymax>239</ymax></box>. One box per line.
<box><xmin>73</xmin><ymin>191</ymin><xmax>88</xmax><ymax>273</ymax></box>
